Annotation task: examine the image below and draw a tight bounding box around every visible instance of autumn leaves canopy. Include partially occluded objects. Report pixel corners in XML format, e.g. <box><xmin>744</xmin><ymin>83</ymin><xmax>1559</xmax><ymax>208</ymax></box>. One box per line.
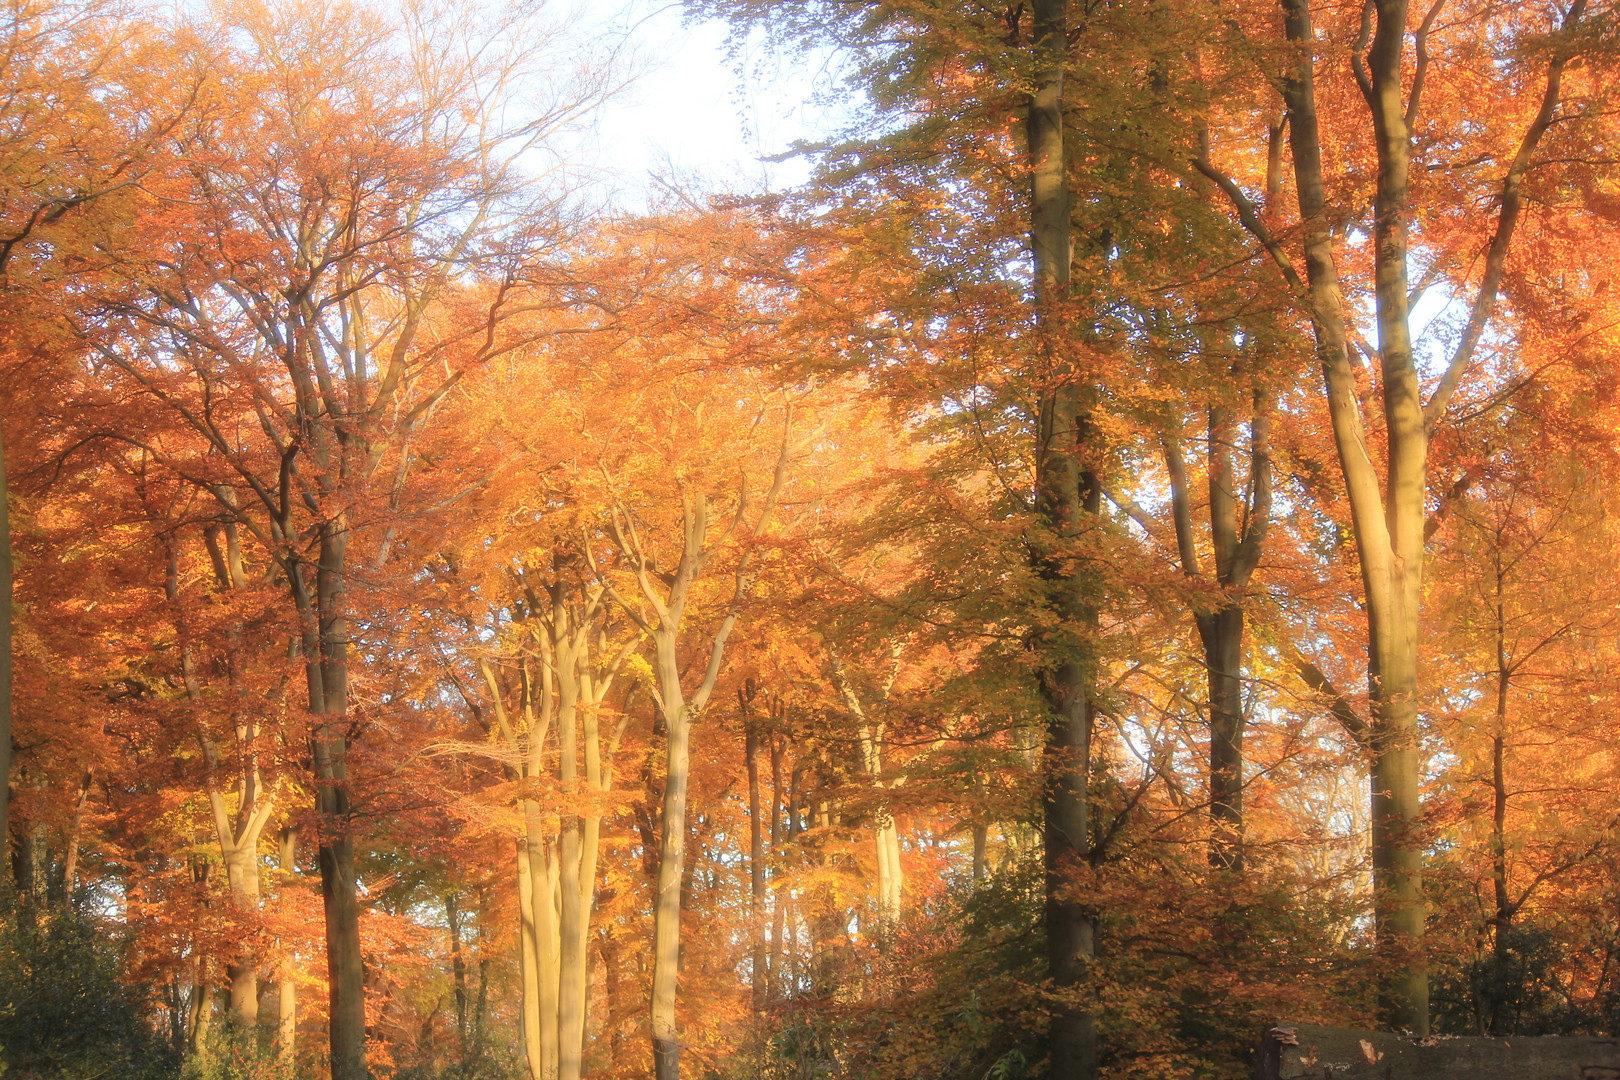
<box><xmin>7</xmin><ymin>0</ymin><xmax>1620</xmax><ymax>1079</ymax></box>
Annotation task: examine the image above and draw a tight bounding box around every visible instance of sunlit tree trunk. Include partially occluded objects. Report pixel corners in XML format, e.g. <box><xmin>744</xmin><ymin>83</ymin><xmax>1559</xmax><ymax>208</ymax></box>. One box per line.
<box><xmin>278</xmin><ymin>826</ymin><xmax>297</xmax><ymax>1062</ymax></box>
<box><xmin>1193</xmin><ymin>0</ymin><xmax>1589</xmax><ymax>1033</ymax></box>
<box><xmin>595</xmin><ymin>440</ymin><xmax>790</xmax><ymax>1080</ymax></box>
<box><xmin>553</xmin><ymin>606</ymin><xmax>585</xmax><ymax>1080</ymax></box>
<box><xmin>516</xmin><ymin>838</ymin><xmax>544</xmax><ymax>1078</ymax></box>
<box><xmin>59</xmin><ymin>769</ymin><xmax>90</xmax><ymax>898</ymax></box>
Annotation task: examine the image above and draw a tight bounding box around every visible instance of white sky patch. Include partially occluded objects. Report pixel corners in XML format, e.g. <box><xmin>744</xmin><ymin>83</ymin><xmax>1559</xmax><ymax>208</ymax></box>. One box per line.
<box><xmin>577</xmin><ymin>2</ymin><xmax>839</xmax><ymax>208</ymax></box>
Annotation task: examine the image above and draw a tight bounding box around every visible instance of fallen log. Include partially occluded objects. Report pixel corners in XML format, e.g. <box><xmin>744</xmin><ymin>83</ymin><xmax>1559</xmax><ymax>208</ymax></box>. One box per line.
<box><xmin>1257</xmin><ymin>1023</ymin><xmax>1620</xmax><ymax>1079</ymax></box>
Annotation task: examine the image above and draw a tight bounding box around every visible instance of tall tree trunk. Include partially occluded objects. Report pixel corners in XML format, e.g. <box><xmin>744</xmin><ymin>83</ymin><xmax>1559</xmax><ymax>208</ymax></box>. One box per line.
<box><xmin>1363</xmin><ymin>0</ymin><xmax>1430</xmax><ymax>1034</ymax></box>
<box><xmin>770</xmin><ymin>735</ymin><xmax>786</xmax><ymax>990</ymax></box>
<box><xmin>278</xmin><ymin>826</ymin><xmax>298</xmax><ymax>1063</ymax></box>
<box><xmin>1029</xmin><ymin>0</ymin><xmax>1097</xmax><ymax>1075</ymax></box>
<box><xmin>745</xmin><ymin>709</ymin><xmax>768</xmax><ymax>1010</ymax></box>
<box><xmin>555</xmin><ymin>629</ymin><xmax>585</xmax><ymax>1080</ymax></box>
<box><xmin>516</xmin><ymin>838</ymin><xmax>543</xmax><ymax>1079</ymax></box>
<box><xmin>303</xmin><ymin>513</ymin><xmax>367</xmax><ymax>1080</ymax></box>
<box><xmin>1273</xmin><ymin>0</ymin><xmax>1430</xmax><ymax>1030</ymax></box>
<box><xmin>1489</xmin><ymin>563</ymin><xmax>1511</xmax><ymax>1036</ymax></box>
<box><xmin>1256</xmin><ymin>0</ymin><xmax>1584</xmax><ymax>1031</ymax></box>
<box><xmin>650</xmin><ymin>698</ymin><xmax>691</xmax><ymax>1080</ymax></box>
<box><xmin>0</xmin><ymin>426</ymin><xmax>10</xmax><ymax>862</ymax></box>
<box><xmin>1199</xmin><ymin>605</ymin><xmax>1245</xmax><ymax>870</ymax></box>
<box><xmin>60</xmin><ymin>769</ymin><xmax>90</xmax><ymax>900</ymax></box>
<box><xmin>447</xmin><ymin>893</ymin><xmax>469</xmax><ymax>1051</ymax></box>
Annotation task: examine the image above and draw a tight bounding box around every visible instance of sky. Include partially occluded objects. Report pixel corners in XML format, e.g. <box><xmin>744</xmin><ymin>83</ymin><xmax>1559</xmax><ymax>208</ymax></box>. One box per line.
<box><xmin>575</xmin><ymin>3</ymin><xmax>841</xmax><ymax>207</ymax></box>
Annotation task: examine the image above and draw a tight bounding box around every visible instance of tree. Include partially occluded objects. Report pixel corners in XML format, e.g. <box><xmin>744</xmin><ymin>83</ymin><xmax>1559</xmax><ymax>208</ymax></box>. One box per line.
<box><xmin>77</xmin><ymin>2</ymin><xmax>613</xmax><ymax>1072</ymax></box>
<box><xmin>1198</xmin><ymin>0</ymin><xmax>1606</xmax><ymax>1031</ymax></box>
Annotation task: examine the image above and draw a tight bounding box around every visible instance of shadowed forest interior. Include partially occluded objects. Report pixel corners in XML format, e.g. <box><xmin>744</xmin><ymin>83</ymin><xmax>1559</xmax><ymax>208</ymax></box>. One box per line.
<box><xmin>6</xmin><ymin>0</ymin><xmax>1620</xmax><ymax>1078</ymax></box>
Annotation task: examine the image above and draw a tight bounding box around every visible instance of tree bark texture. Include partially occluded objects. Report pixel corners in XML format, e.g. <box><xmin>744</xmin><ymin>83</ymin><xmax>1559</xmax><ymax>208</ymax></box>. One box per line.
<box><xmin>1278</xmin><ymin>0</ymin><xmax>1427</xmax><ymax>1032</ymax></box>
<box><xmin>278</xmin><ymin>826</ymin><xmax>298</xmax><ymax>1063</ymax></box>
<box><xmin>1029</xmin><ymin>0</ymin><xmax>1097</xmax><ymax>1076</ymax></box>
<box><xmin>1166</xmin><ymin>398</ymin><xmax>1271</xmax><ymax>873</ymax></box>
<box><xmin>298</xmin><ymin>513</ymin><xmax>368</xmax><ymax>1080</ymax></box>
<box><xmin>0</xmin><ymin>426</ymin><xmax>10</xmax><ymax>862</ymax></box>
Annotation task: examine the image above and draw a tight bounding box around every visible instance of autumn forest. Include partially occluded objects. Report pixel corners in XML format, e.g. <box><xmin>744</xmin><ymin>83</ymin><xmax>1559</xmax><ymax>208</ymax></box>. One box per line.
<box><xmin>5</xmin><ymin>0</ymin><xmax>1620</xmax><ymax>1077</ymax></box>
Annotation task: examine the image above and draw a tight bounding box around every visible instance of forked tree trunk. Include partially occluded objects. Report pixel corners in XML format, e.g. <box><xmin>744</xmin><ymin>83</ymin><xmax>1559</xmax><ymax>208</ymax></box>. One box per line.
<box><xmin>598</xmin><ymin>441</ymin><xmax>789</xmax><ymax>1080</ymax></box>
<box><xmin>1028</xmin><ymin>0</ymin><xmax>1097</xmax><ymax>1076</ymax></box>
<box><xmin>1224</xmin><ymin>0</ymin><xmax>1588</xmax><ymax>1033</ymax></box>
<box><xmin>1165</xmin><ymin>398</ymin><xmax>1272</xmax><ymax>873</ymax></box>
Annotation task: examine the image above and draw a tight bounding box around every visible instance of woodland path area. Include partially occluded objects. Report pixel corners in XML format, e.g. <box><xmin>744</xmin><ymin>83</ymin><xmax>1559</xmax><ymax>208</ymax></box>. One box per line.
<box><xmin>1259</xmin><ymin>1025</ymin><xmax>1620</xmax><ymax>1080</ymax></box>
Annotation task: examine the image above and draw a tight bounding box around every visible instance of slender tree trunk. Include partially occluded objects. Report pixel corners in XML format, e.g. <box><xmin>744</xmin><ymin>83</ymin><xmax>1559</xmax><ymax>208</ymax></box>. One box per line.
<box><xmin>278</xmin><ymin>826</ymin><xmax>297</xmax><ymax>1063</ymax></box>
<box><xmin>60</xmin><ymin>769</ymin><xmax>90</xmax><ymax>899</ymax></box>
<box><xmin>746</xmin><ymin>714</ymin><xmax>768</xmax><ymax>1010</ymax></box>
<box><xmin>517</xmin><ymin>838</ymin><xmax>543</xmax><ymax>1079</ymax></box>
<box><xmin>302</xmin><ymin>513</ymin><xmax>368</xmax><ymax>1080</ymax></box>
<box><xmin>1029</xmin><ymin>0</ymin><xmax>1097</xmax><ymax>1075</ymax></box>
<box><xmin>1199</xmin><ymin>605</ymin><xmax>1245</xmax><ymax>871</ymax></box>
<box><xmin>0</xmin><ymin>427</ymin><xmax>10</xmax><ymax>861</ymax></box>
<box><xmin>555</xmin><ymin>633</ymin><xmax>585</xmax><ymax>1080</ymax></box>
<box><xmin>1489</xmin><ymin>570</ymin><xmax>1511</xmax><ymax>1036</ymax></box>
<box><xmin>473</xmin><ymin>956</ymin><xmax>490</xmax><ymax>1063</ymax></box>
<box><xmin>447</xmin><ymin>893</ymin><xmax>469</xmax><ymax>1050</ymax></box>
<box><xmin>768</xmin><ymin>735</ymin><xmax>786</xmax><ymax>991</ymax></box>
<box><xmin>650</xmin><ymin>699</ymin><xmax>691</xmax><ymax>1080</ymax></box>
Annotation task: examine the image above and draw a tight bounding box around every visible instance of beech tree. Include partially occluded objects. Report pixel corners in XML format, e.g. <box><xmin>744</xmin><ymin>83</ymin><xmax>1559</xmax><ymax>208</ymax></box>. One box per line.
<box><xmin>1195</xmin><ymin>0</ymin><xmax>1613</xmax><ymax>1031</ymax></box>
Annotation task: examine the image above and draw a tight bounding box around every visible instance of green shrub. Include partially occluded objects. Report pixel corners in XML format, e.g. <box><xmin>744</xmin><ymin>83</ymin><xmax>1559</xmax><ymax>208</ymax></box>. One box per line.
<box><xmin>0</xmin><ymin>899</ymin><xmax>178</xmax><ymax>1080</ymax></box>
